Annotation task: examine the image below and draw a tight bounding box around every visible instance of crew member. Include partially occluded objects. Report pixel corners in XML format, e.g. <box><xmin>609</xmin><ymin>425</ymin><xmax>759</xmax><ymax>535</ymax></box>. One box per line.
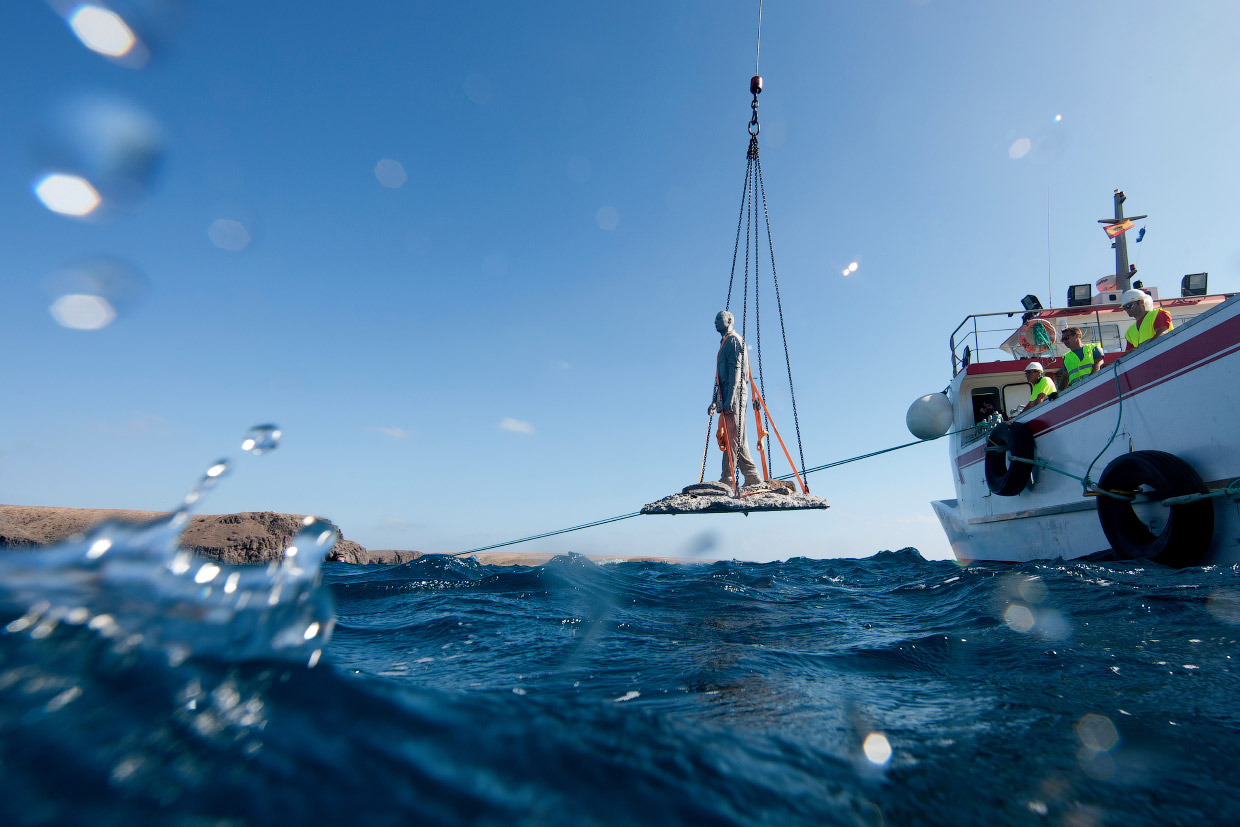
<box><xmin>709</xmin><ymin>310</ymin><xmax>763</xmax><ymax>489</ymax></box>
<box><xmin>1024</xmin><ymin>362</ymin><xmax>1056</xmax><ymax>410</ymax></box>
<box><xmin>1122</xmin><ymin>289</ymin><xmax>1173</xmax><ymax>351</ymax></box>
<box><xmin>1059</xmin><ymin>326</ymin><xmax>1104</xmax><ymax>387</ymax></box>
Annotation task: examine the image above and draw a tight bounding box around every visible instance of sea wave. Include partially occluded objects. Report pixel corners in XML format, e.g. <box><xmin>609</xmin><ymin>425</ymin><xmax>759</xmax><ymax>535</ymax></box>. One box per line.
<box><xmin>5</xmin><ymin>536</ymin><xmax>1240</xmax><ymax>824</ymax></box>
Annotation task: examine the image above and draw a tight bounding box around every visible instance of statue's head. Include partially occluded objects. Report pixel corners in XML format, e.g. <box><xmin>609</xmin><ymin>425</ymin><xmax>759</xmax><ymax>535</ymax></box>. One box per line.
<box><xmin>715</xmin><ymin>310</ymin><xmax>733</xmax><ymax>335</ymax></box>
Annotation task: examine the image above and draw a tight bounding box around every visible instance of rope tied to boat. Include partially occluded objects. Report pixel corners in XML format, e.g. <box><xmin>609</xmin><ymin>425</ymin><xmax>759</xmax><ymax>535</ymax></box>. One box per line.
<box><xmin>451</xmin><ymin>426</ymin><xmax>976</xmax><ymax>558</ymax></box>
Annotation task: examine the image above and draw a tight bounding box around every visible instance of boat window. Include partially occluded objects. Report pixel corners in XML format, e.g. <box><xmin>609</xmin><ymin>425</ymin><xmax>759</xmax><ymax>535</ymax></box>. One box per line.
<box><xmin>1075</xmin><ymin>322</ymin><xmax>1122</xmax><ymax>353</ymax></box>
<box><xmin>970</xmin><ymin>386</ymin><xmax>1001</xmax><ymax>425</ymax></box>
<box><xmin>1002</xmin><ymin>382</ymin><xmax>1031</xmax><ymax>417</ymax></box>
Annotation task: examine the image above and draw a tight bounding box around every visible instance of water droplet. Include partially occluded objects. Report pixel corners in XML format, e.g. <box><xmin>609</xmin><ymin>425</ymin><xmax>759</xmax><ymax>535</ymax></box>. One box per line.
<box><xmin>289</xmin><ymin>519</ymin><xmax>338</xmax><ymax>561</ymax></box>
<box><xmin>1004</xmin><ymin>603</ymin><xmax>1036</xmax><ymax>633</ymax></box>
<box><xmin>43</xmin><ymin>258</ymin><xmax>148</xmax><ymax>331</ymax></box>
<box><xmin>86</xmin><ymin>538</ymin><xmax>113</xmax><ymax>559</ymax></box>
<box><xmin>208</xmin><ymin>218</ymin><xmax>252</xmax><ymax>251</ymax></box>
<box><xmin>47</xmin><ymin>0</ymin><xmax>190</xmax><ymax>68</ymax></box>
<box><xmin>1076</xmin><ymin>713</ymin><xmax>1120</xmax><ymax>753</ymax></box>
<box><xmin>596</xmin><ymin>206</ymin><xmax>620</xmax><ymax>231</ymax></box>
<box><xmin>374</xmin><ymin>159</ymin><xmax>406</xmax><ymax>188</ymax></box>
<box><xmin>241</xmin><ymin>424</ymin><xmax>281</xmax><ymax>455</ymax></box>
<box><xmin>49</xmin><ymin>294</ymin><xmax>116</xmax><ymax>330</ymax></box>
<box><xmin>194</xmin><ymin>564</ymin><xmax>220</xmax><ymax>584</ymax></box>
<box><xmin>31</xmin><ymin>94</ymin><xmax>164</xmax><ymax>215</ymax></box>
<box><xmin>862</xmin><ymin>732</ymin><xmax>892</xmax><ymax>765</ymax></box>
<box><xmin>303</xmin><ymin>622</ymin><xmax>320</xmax><ymax>640</ymax></box>
<box><xmin>463</xmin><ymin>73</ymin><xmax>493</xmax><ymax>105</ymax></box>
<box><xmin>34</xmin><ymin>173</ymin><xmax>101</xmax><ymax>216</ymax></box>
<box><xmin>67</xmin><ymin>5</ymin><xmax>139</xmax><ymax>60</ymax></box>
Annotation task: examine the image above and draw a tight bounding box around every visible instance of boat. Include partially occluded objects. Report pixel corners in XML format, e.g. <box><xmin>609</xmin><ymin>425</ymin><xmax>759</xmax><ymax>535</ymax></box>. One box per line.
<box><xmin>907</xmin><ymin>190</ymin><xmax>1240</xmax><ymax>567</ymax></box>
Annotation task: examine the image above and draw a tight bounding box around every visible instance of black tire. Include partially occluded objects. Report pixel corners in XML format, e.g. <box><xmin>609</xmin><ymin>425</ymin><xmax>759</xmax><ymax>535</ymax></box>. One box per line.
<box><xmin>985</xmin><ymin>421</ymin><xmax>1035</xmax><ymax>496</ymax></box>
<box><xmin>1096</xmin><ymin>450</ymin><xmax>1215</xmax><ymax>568</ymax></box>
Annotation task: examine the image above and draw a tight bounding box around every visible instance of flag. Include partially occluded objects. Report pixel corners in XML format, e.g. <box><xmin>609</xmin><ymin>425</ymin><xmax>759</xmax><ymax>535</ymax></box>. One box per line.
<box><xmin>1135</xmin><ymin>227</ymin><xmax>1146</xmax><ymax>242</ymax></box>
<box><xmin>1104</xmin><ymin>219</ymin><xmax>1134</xmax><ymax>238</ymax></box>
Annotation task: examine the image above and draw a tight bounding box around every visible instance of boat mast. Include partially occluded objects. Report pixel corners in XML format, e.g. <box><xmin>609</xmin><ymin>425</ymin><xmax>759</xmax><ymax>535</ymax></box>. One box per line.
<box><xmin>1101</xmin><ymin>189</ymin><xmax>1146</xmax><ymax>293</ymax></box>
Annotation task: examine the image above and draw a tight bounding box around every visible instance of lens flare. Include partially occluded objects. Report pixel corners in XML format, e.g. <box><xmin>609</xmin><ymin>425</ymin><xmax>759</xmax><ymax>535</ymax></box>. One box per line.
<box><xmin>1076</xmin><ymin>713</ymin><xmax>1120</xmax><ymax>753</ymax></box>
<box><xmin>49</xmin><ymin>294</ymin><xmax>116</xmax><ymax>330</ymax></box>
<box><xmin>68</xmin><ymin>5</ymin><xmax>137</xmax><ymax>58</ymax></box>
<box><xmin>34</xmin><ymin>173</ymin><xmax>101</xmax><ymax>216</ymax></box>
<box><xmin>1004</xmin><ymin>603</ymin><xmax>1035</xmax><ymax>633</ymax></box>
<box><xmin>463</xmin><ymin>73</ymin><xmax>494</xmax><ymax>105</ymax></box>
<box><xmin>32</xmin><ymin>95</ymin><xmax>164</xmax><ymax>215</ymax></box>
<box><xmin>208</xmin><ymin>218</ymin><xmax>252</xmax><ymax>251</ymax></box>
<box><xmin>374</xmin><ymin>159</ymin><xmax>407</xmax><ymax>188</ymax></box>
<box><xmin>862</xmin><ymin>733</ymin><xmax>892</xmax><ymax>765</ymax></box>
<box><xmin>44</xmin><ymin>258</ymin><xmax>148</xmax><ymax>331</ymax></box>
<box><xmin>596</xmin><ymin>206</ymin><xmax>620</xmax><ymax>231</ymax></box>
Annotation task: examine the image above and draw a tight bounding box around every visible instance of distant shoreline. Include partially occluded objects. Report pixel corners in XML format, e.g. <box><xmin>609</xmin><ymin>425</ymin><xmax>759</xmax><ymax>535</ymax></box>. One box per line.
<box><xmin>0</xmin><ymin>505</ymin><xmax>710</xmax><ymax>566</ymax></box>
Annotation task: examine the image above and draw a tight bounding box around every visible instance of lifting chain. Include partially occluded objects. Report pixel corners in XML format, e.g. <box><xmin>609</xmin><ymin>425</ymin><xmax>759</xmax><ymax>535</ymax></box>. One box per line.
<box><xmin>717</xmin><ymin>72</ymin><xmax>811</xmax><ymax>493</ymax></box>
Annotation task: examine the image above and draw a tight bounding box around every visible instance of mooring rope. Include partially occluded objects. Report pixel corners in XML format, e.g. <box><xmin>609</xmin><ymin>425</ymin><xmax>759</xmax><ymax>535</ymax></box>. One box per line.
<box><xmin>448</xmin><ymin>425</ymin><xmax>972</xmax><ymax>557</ymax></box>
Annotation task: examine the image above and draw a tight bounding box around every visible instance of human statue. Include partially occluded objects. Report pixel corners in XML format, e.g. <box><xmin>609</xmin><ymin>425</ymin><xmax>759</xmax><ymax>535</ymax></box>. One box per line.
<box><xmin>708</xmin><ymin>310</ymin><xmax>763</xmax><ymax>488</ymax></box>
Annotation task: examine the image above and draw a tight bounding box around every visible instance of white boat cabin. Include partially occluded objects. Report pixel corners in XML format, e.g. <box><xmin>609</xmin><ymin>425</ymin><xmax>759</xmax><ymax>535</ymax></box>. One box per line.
<box><xmin>949</xmin><ymin>274</ymin><xmax>1230</xmax><ymax>439</ymax></box>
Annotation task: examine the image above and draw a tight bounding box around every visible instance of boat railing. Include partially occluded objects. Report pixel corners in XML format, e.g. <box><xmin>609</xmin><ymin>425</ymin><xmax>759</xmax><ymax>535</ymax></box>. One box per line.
<box><xmin>949</xmin><ymin>304</ymin><xmax>1161</xmax><ymax>376</ymax></box>
<box><xmin>950</xmin><ymin>294</ymin><xmax>1237</xmax><ymax>376</ymax></box>
<box><xmin>949</xmin><ymin>310</ymin><xmax>1037</xmax><ymax>376</ymax></box>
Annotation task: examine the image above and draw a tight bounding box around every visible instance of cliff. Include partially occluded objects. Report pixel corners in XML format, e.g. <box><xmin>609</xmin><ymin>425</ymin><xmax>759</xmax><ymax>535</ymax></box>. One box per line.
<box><xmin>0</xmin><ymin>505</ymin><xmax>415</xmax><ymax>565</ymax></box>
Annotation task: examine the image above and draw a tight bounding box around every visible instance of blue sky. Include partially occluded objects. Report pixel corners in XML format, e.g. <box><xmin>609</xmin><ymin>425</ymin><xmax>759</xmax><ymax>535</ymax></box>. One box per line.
<box><xmin>3</xmin><ymin>1</ymin><xmax>1238</xmax><ymax>562</ymax></box>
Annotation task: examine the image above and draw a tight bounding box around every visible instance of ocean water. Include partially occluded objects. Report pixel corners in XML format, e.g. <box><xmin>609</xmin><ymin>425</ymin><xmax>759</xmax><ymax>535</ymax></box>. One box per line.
<box><xmin>4</xmin><ymin>531</ymin><xmax>1240</xmax><ymax>826</ymax></box>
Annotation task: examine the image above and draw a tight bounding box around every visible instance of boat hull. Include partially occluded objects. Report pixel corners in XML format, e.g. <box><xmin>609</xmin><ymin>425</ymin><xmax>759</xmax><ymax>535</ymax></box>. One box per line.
<box><xmin>939</xmin><ymin>295</ymin><xmax>1240</xmax><ymax>566</ymax></box>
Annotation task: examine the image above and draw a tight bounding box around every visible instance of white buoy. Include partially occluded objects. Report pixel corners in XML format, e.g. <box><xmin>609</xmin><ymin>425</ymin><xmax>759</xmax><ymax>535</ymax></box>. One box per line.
<box><xmin>906</xmin><ymin>393</ymin><xmax>953</xmax><ymax>440</ymax></box>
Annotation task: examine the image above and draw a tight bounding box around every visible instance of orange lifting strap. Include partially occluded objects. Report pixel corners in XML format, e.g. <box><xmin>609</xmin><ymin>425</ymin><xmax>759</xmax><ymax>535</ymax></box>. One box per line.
<box><xmin>749</xmin><ymin>375</ymin><xmax>807</xmax><ymax>494</ymax></box>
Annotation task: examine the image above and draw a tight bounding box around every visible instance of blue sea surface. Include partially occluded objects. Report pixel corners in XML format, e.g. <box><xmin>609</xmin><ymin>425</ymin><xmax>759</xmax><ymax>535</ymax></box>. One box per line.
<box><xmin>3</xmin><ymin>534</ymin><xmax>1240</xmax><ymax>826</ymax></box>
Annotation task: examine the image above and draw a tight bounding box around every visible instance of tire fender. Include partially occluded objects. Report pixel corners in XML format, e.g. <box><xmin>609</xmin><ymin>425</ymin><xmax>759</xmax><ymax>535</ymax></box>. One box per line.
<box><xmin>1096</xmin><ymin>450</ymin><xmax>1215</xmax><ymax>568</ymax></box>
<box><xmin>985</xmin><ymin>421</ymin><xmax>1035</xmax><ymax>496</ymax></box>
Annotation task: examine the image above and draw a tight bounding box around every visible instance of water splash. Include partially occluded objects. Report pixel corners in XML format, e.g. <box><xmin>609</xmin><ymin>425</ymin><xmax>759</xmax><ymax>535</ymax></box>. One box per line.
<box><xmin>241</xmin><ymin>424</ymin><xmax>281</xmax><ymax>455</ymax></box>
<box><xmin>0</xmin><ymin>425</ymin><xmax>335</xmax><ymax>668</ymax></box>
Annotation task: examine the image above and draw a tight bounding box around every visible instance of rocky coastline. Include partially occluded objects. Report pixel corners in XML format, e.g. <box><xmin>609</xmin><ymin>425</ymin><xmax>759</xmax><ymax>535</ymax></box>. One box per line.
<box><xmin>0</xmin><ymin>505</ymin><xmax>415</xmax><ymax>566</ymax></box>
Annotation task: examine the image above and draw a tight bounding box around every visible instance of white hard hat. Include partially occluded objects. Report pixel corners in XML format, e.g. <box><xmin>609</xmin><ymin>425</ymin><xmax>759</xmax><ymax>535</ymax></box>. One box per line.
<box><xmin>1025</xmin><ymin>362</ymin><xmax>1044</xmax><ymax>372</ymax></box>
<box><xmin>1121</xmin><ymin>289</ymin><xmax>1152</xmax><ymax>310</ymax></box>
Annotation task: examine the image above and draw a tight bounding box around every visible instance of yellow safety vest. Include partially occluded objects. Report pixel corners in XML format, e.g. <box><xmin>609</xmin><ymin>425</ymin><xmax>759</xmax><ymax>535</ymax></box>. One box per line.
<box><xmin>1125</xmin><ymin>309</ymin><xmax>1173</xmax><ymax>349</ymax></box>
<box><xmin>1062</xmin><ymin>346</ymin><xmax>1101</xmax><ymax>385</ymax></box>
<box><xmin>1030</xmin><ymin>375</ymin><xmax>1056</xmax><ymax>401</ymax></box>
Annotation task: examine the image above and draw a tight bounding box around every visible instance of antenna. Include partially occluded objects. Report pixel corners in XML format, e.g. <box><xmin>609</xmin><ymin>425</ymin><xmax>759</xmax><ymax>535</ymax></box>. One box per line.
<box><xmin>1046</xmin><ymin>188</ymin><xmax>1053</xmax><ymax>308</ymax></box>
